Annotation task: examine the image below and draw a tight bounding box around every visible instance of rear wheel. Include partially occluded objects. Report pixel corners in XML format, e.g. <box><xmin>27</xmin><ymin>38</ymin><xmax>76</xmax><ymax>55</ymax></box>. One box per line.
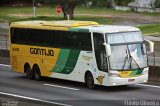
<box><xmin>33</xmin><ymin>65</ymin><xmax>41</xmax><ymax>81</ymax></box>
<box><xmin>85</xmin><ymin>72</ymin><xmax>96</xmax><ymax>89</ymax></box>
<box><xmin>25</xmin><ymin>64</ymin><xmax>33</xmax><ymax>79</ymax></box>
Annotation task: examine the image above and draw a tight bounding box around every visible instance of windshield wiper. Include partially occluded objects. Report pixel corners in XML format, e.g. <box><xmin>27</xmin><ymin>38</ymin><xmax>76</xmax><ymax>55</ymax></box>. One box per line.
<box><xmin>122</xmin><ymin>49</ymin><xmax>129</xmax><ymax>70</ymax></box>
<box><xmin>127</xmin><ymin>45</ymin><xmax>141</xmax><ymax>70</ymax></box>
<box><xmin>122</xmin><ymin>46</ymin><xmax>141</xmax><ymax>70</ymax></box>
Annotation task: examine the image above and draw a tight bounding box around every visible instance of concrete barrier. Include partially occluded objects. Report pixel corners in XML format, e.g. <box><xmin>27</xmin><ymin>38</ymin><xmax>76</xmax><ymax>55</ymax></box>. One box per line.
<box><xmin>0</xmin><ymin>49</ymin><xmax>9</xmax><ymax>57</ymax></box>
<box><xmin>149</xmin><ymin>66</ymin><xmax>160</xmax><ymax>82</ymax></box>
<box><xmin>0</xmin><ymin>50</ymin><xmax>10</xmax><ymax>65</ymax></box>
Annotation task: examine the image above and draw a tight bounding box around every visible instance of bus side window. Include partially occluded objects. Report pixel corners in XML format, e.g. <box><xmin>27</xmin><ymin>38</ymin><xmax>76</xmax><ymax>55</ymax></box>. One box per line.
<box><xmin>11</xmin><ymin>28</ymin><xmax>15</xmax><ymax>43</ymax></box>
<box><xmin>93</xmin><ymin>33</ymin><xmax>108</xmax><ymax>72</ymax></box>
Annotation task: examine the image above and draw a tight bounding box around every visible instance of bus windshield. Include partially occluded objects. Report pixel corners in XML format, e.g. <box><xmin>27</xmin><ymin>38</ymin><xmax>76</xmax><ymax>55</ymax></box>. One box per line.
<box><xmin>109</xmin><ymin>44</ymin><xmax>147</xmax><ymax>70</ymax></box>
<box><xmin>106</xmin><ymin>32</ymin><xmax>147</xmax><ymax>70</ymax></box>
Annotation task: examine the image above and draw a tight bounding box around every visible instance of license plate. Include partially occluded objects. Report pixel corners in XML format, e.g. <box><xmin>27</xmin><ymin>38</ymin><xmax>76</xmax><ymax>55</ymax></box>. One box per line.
<box><xmin>128</xmin><ymin>79</ymin><xmax>135</xmax><ymax>82</ymax></box>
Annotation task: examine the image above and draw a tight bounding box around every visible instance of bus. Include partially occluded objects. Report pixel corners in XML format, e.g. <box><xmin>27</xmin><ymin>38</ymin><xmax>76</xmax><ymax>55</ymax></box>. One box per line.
<box><xmin>10</xmin><ymin>20</ymin><xmax>154</xmax><ymax>89</ymax></box>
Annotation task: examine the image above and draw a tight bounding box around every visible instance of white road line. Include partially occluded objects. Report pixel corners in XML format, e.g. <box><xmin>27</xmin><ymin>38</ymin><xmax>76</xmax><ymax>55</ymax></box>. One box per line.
<box><xmin>44</xmin><ymin>84</ymin><xmax>80</xmax><ymax>91</ymax></box>
<box><xmin>0</xmin><ymin>91</ymin><xmax>72</xmax><ymax>106</ymax></box>
<box><xmin>135</xmin><ymin>84</ymin><xmax>160</xmax><ymax>89</ymax></box>
<box><xmin>0</xmin><ymin>64</ymin><xmax>11</xmax><ymax>67</ymax></box>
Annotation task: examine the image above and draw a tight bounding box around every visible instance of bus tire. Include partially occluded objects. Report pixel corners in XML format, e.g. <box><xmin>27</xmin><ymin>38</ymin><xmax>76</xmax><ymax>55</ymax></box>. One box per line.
<box><xmin>33</xmin><ymin>65</ymin><xmax>41</xmax><ymax>81</ymax></box>
<box><xmin>85</xmin><ymin>72</ymin><xmax>96</xmax><ymax>89</ymax></box>
<box><xmin>25</xmin><ymin>64</ymin><xmax>33</xmax><ymax>79</ymax></box>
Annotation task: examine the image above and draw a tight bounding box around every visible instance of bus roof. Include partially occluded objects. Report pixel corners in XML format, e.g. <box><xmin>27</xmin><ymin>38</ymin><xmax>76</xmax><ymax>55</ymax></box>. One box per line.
<box><xmin>10</xmin><ymin>20</ymin><xmax>140</xmax><ymax>33</ymax></box>
<box><xmin>10</xmin><ymin>20</ymin><xmax>98</xmax><ymax>27</ymax></box>
<box><xmin>77</xmin><ymin>25</ymin><xmax>140</xmax><ymax>33</ymax></box>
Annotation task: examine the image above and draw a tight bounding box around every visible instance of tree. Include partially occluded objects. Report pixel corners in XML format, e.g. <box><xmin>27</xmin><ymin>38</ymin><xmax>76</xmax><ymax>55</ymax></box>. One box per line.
<box><xmin>154</xmin><ymin>0</ymin><xmax>160</xmax><ymax>8</ymax></box>
<box><xmin>106</xmin><ymin>0</ymin><xmax>115</xmax><ymax>8</ymax></box>
<box><xmin>0</xmin><ymin>0</ymin><xmax>13</xmax><ymax>5</ymax></box>
<box><xmin>114</xmin><ymin>0</ymin><xmax>135</xmax><ymax>6</ymax></box>
<box><xmin>58</xmin><ymin>0</ymin><xmax>79</xmax><ymax>20</ymax></box>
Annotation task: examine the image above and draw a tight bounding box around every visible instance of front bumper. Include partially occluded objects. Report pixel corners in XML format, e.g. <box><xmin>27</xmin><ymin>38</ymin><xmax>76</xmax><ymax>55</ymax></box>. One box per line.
<box><xmin>105</xmin><ymin>74</ymin><xmax>148</xmax><ymax>86</ymax></box>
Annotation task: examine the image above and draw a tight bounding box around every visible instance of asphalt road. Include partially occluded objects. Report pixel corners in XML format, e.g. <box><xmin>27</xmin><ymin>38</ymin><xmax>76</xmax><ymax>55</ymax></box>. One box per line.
<box><xmin>0</xmin><ymin>65</ymin><xmax>160</xmax><ymax>106</ymax></box>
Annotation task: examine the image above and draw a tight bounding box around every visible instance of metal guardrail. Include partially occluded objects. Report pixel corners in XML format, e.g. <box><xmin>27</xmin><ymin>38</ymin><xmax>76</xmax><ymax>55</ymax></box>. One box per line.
<box><xmin>0</xmin><ymin>35</ymin><xmax>9</xmax><ymax>50</ymax></box>
<box><xmin>0</xmin><ymin>49</ymin><xmax>9</xmax><ymax>57</ymax></box>
<box><xmin>148</xmin><ymin>49</ymin><xmax>160</xmax><ymax>66</ymax></box>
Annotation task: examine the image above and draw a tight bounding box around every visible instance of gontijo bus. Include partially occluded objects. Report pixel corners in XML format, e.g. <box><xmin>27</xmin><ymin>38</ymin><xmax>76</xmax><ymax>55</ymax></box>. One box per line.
<box><xmin>10</xmin><ymin>20</ymin><xmax>154</xmax><ymax>89</ymax></box>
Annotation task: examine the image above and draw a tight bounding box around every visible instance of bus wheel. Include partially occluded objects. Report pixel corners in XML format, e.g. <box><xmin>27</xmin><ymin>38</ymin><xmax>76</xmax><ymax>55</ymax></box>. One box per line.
<box><xmin>85</xmin><ymin>72</ymin><xmax>96</xmax><ymax>89</ymax></box>
<box><xmin>33</xmin><ymin>65</ymin><xmax>41</xmax><ymax>81</ymax></box>
<box><xmin>25</xmin><ymin>64</ymin><xmax>33</xmax><ymax>79</ymax></box>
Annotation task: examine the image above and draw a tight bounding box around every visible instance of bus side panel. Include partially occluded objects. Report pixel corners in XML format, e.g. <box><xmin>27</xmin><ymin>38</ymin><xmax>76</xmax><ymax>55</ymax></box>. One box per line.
<box><xmin>68</xmin><ymin>51</ymin><xmax>97</xmax><ymax>82</ymax></box>
<box><xmin>10</xmin><ymin>55</ymin><xmax>19</xmax><ymax>72</ymax></box>
<box><xmin>10</xmin><ymin>44</ymin><xmax>42</xmax><ymax>74</ymax></box>
<box><xmin>42</xmin><ymin>48</ymin><xmax>61</xmax><ymax>77</ymax></box>
<box><xmin>10</xmin><ymin>44</ymin><xmax>106</xmax><ymax>84</ymax></box>
<box><xmin>10</xmin><ymin>44</ymin><xmax>65</xmax><ymax>77</ymax></box>
<box><xmin>10</xmin><ymin>45</ymin><xmax>23</xmax><ymax>73</ymax></box>
<box><xmin>48</xmin><ymin>51</ymin><xmax>97</xmax><ymax>83</ymax></box>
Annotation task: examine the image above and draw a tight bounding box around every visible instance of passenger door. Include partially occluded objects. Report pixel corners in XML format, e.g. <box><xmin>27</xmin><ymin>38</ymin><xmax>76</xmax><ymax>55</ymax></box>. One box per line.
<box><xmin>93</xmin><ymin>33</ymin><xmax>108</xmax><ymax>72</ymax></box>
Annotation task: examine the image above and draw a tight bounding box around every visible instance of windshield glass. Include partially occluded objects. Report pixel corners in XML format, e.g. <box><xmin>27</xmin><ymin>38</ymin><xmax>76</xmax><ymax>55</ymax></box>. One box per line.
<box><xmin>106</xmin><ymin>32</ymin><xmax>147</xmax><ymax>70</ymax></box>
<box><xmin>107</xmin><ymin>31</ymin><xmax>143</xmax><ymax>44</ymax></box>
<box><xmin>109</xmin><ymin>43</ymin><xmax>147</xmax><ymax>70</ymax></box>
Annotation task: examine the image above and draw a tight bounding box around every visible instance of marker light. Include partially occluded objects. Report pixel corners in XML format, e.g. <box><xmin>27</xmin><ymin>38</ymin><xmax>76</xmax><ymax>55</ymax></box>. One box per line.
<box><xmin>143</xmin><ymin>80</ymin><xmax>147</xmax><ymax>83</ymax></box>
<box><xmin>113</xmin><ymin>83</ymin><xmax>116</xmax><ymax>85</ymax></box>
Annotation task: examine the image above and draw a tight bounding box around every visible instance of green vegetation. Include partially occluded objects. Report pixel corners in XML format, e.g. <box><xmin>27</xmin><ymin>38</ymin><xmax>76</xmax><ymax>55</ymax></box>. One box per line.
<box><xmin>0</xmin><ymin>6</ymin><xmax>112</xmax><ymax>24</ymax></box>
<box><xmin>0</xmin><ymin>6</ymin><xmax>124</xmax><ymax>23</ymax></box>
<box><xmin>3</xmin><ymin>15</ymin><xmax>112</xmax><ymax>24</ymax></box>
<box><xmin>141</xmin><ymin>12</ymin><xmax>160</xmax><ymax>17</ymax></box>
<box><xmin>138</xmin><ymin>24</ymin><xmax>160</xmax><ymax>35</ymax></box>
<box><xmin>75</xmin><ymin>6</ymin><xmax>131</xmax><ymax>14</ymax></box>
<box><xmin>0</xmin><ymin>6</ymin><xmax>159</xmax><ymax>22</ymax></box>
<box><xmin>74</xmin><ymin>16</ymin><xmax>112</xmax><ymax>24</ymax></box>
<box><xmin>0</xmin><ymin>6</ymin><xmax>160</xmax><ymax>35</ymax></box>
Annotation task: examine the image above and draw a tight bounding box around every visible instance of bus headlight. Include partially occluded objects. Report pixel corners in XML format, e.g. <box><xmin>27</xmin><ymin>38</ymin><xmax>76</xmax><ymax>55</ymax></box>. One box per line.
<box><xmin>142</xmin><ymin>68</ymin><xmax>149</xmax><ymax>75</ymax></box>
<box><xmin>110</xmin><ymin>73</ymin><xmax>120</xmax><ymax>77</ymax></box>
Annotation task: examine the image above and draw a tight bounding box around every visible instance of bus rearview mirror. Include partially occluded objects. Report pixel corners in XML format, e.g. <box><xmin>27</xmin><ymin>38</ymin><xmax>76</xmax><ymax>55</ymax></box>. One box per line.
<box><xmin>145</xmin><ymin>39</ymin><xmax>154</xmax><ymax>53</ymax></box>
<box><xmin>103</xmin><ymin>43</ymin><xmax>111</xmax><ymax>57</ymax></box>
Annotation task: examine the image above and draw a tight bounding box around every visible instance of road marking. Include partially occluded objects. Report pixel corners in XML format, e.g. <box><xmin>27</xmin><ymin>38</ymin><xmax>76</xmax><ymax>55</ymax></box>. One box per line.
<box><xmin>44</xmin><ymin>84</ymin><xmax>80</xmax><ymax>91</ymax></box>
<box><xmin>0</xmin><ymin>64</ymin><xmax>11</xmax><ymax>67</ymax></box>
<box><xmin>0</xmin><ymin>91</ymin><xmax>72</xmax><ymax>106</ymax></box>
<box><xmin>135</xmin><ymin>84</ymin><xmax>160</xmax><ymax>89</ymax></box>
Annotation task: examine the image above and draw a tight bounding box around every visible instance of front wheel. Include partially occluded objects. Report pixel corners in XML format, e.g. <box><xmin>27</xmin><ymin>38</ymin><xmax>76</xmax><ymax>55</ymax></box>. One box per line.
<box><xmin>85</xmin><ymin>72</ymin><xmax>96</xmax><ymax>89</ymax></box>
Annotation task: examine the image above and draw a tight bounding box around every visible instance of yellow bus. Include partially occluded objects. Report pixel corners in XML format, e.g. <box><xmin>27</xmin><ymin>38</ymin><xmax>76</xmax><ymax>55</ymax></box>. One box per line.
<box><xmin>10</xmin><ymin>20</ymin><xmax>154</xmax><ymax>89</ymax></box>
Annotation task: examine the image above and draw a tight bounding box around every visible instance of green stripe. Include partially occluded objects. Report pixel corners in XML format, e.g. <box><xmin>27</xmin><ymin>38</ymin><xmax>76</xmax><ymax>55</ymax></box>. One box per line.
<box><xmin>51</xmin><ymin>49</ymin><xmax>80</xmax><ymax>74</ymax></box>
<box><xmin>68</xmin><ymin>28</ymin><xmax>89</xmax><ymax>32</ymax></box>
<box><xmin>68</xmin><ymin>28</ymin><xmax>79</xmax><ymax>32</ymax></box>
<box><xmin>129</xmin><ymin>69</ymin><xmax>143</xmax><ymax>76</ymax></box>
<box><xmin>79</xmin><ymin>29</ymin><xmax>89</xmax><ymax>32</ymax></box>
<box><xmin>135</xmin><ymin>69</ymin><xmax>143</xmax><ymax>75</ymax></box>
<box><xmin>51</xmin><ymin>49</ymin><xmax>70</xmax><ymax>73</ymax></box>
<box><xmin>129</xmin><ymin>71</ymin><xmax>138</xmax><ymax>76</ymax></box>
<box><xmin>61</xmin><ymin>49</ymin><xmax>80</xmax><ymax>74</ymax></box>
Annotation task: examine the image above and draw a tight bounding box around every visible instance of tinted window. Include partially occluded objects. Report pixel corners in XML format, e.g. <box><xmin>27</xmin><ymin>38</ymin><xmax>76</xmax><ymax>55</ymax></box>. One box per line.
<box><xmin>11</xmin><ymin>28</ymin><xmax>92</xmax><ymax>51</ymax></box>
<box><xmin>93</xmin><ymin>33</ymin><xmax>108</xmax><ymax>72</ymax></box>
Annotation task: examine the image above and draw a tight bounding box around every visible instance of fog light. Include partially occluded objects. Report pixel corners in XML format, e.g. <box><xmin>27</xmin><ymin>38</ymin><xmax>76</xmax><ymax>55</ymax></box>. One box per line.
<box><xmin>143</xmin><ymin>80</ymin><xmax>146</xmax><ymax>83</ymax></box>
